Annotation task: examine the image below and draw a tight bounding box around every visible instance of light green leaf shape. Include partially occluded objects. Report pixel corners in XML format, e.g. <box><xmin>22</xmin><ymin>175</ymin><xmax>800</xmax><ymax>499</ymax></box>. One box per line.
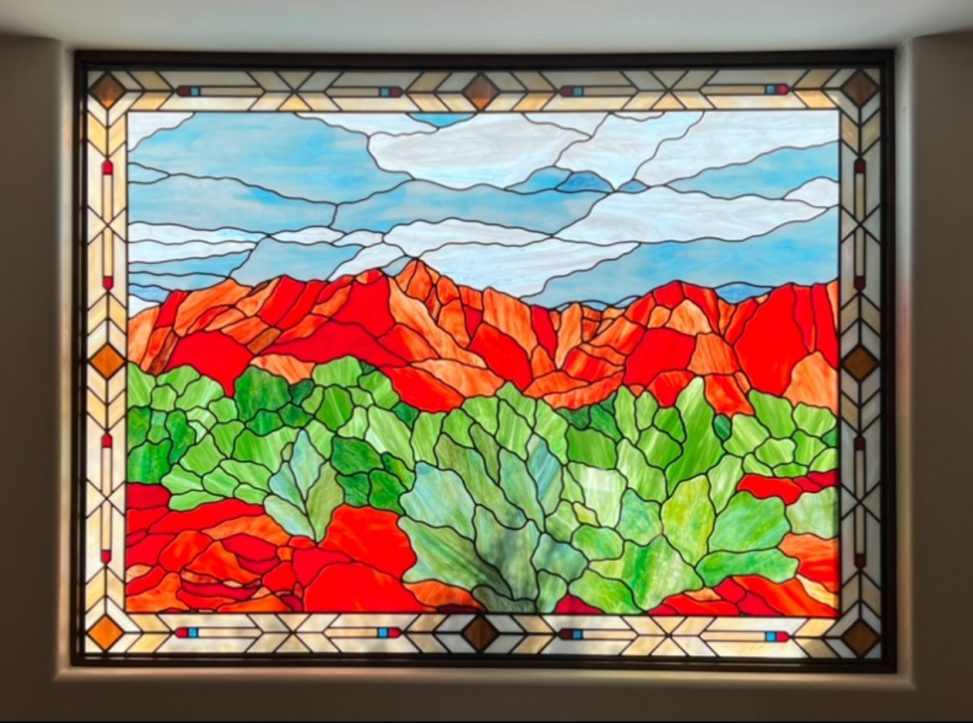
<box><xmin>572</xmin><ymin>524</ymin><xmax>624</xmax><ymax>561</ymax></box>
<box><xmin>532</xmin><ymin>533</ymin><xmax>587</xmax><ymax>582</ymax></box>
<box><xmin>786</xmin><ymin>487</ymin><xmax>838</xmax><ymax>537</ymax></box>
<box><xmin>128</xmin><ymin>364</ymin><xmax>155</xmax><ymax>407</ymax></box>
<box><xmin>349</xmin><ymin>387</ymin><xmax>373</xmax><ymax>408</ymax></box>
<box><xmin>545</xmin><ymin>501</ymin><xmax>581</xmax><ymax>543</ymax></box>
<box><xmin>359</xmin><ymin>370</ymin><xmax>399</xmax><ymax>409</ymax></box>
<box><xmin>233</xmin><ymin>427</ymin><xmax>297</xmax><ymax>471</ymax></box>
<box><xmin>527</xmin><ymin>435</ymin><xmax>562</xmax><ymax>516</ymax></box>
<box><xmin>793</xmin><ymin>430</ymin><xmax>827</xmax><ymax>466</ymax></box>
<box><xmin>536</xmin><ymin>571</ymin><xmax>568</xmax><ymax>613</ymax></box>
<box><xmin>697</xmin><ymin>549</ymin><xmax>799</xmax><ymax>588</ymax></box>
<box><xmin>434</xmin><ymin>435</ymin><xmax>525</xmax><ymax>528</ymax></box>
<box><xmin>569</xmin><ymin>569</ymin><xmax>640</xmax><ymax>614</ymax></box>
<box><xmin>443</xmin><ymin>408</ymin><xmax>475</xmax><ymax>446</ymax></box>
<box><xmin>169</xmin><ymin>490</ymin><xmax>220</xmax><ymax>511</ymax></box>
<box><xmin>724</xmin><ymin>415</ymin><xmax>770</xmax><ymax>456</ymax></box>
<box><xmin>469</xmin><ymin>423</ymin><xmax>501</xmax><ymax>481</ymax></box>
<box><xmin>300</xmin><ymin>386</ymin><xmax>324</xmax><ymax>416</ymax></box>
<box><xmin>661</xmin><ymin>475</ymin><xmax>714</xmax><ymax>565</ymax></box>
<box><xmin>161</xmin><ymin>465</ymin><xmax>202</xmax><ymax>495</ymax></box>
<box><xmin>157</xmin><ymin>365</ymin><xmax>199</xmax><ymax>394</ymax></box>
<box><xmin>793</xmin><ymin>402</ymin><xmax>836</xmax><ymax>437</ymax></box>
<box><xmin>570</xmin><ymin>464</ymin><xmax>626</xmax><ymax>528</ymax></box>
<box><xmin>750</xmin><ymin>391</ymin><xmax>796</xmax><ymax>438</ymax></box>
<box><xmin>304</xmin><ymin>420</ymin><xmax>334</xmax><ymax>458</ymax></box>
<box><xmin>150</xmin><ymin>385</ymin><xmax>177</xmax><ymax>412</ymax></box>
<box><xmin>593</xmin><ymin>538</ymin><xmax>703</xmax><ymax>611</ymax></box>
<box><xmin>707</xmin><ymin>455</ymin><xmax>744</xmax><ymax>513</ymax></box>
<box><xmin>220</xmin><ymin>459</ymin><xmax>271</xmax><ymax>491</ymax></box>
<box><xmin>774</xmin><ymin>462</ymin><xmax>808</xmax><ymax>477</ymax></box>
<box><xmin>497</xmin><ymin>400</ymin><xmax>531</xmax><ymax>459</ymax></box>
<box><xmin>559</xmin><ymin>465</ymin><xmax>583</xmax><ymax>504</ymax></box>
<box><xmin>180</xmin><ymin>436</ymin><xmax>222</xmax><ymax>476</ymax></box>
<box><xmin>534</xmin><ymin>402</ymin><xmax>569</xmax><ymax>463</ymax></box>
<box><xmin>572</xmin><ymin>501</ymin><xmax>599</xmax><ymax>527</ymax></box>
<box><xmin>186</xmin><ymin>407</ymin><xmax>217</xmax><ymax>435</ymax></box>
<box><xmin>634</xmin><ymin>392</ymin><xmax>658</xmax><ymax>430</ymax></box>
<box><xmin>710</xmin><ymin>491</ymin><xmax>789</xmax><ymax>552</ymax></box>
<box><xmin>566</xmin><ymin>427</ymin><xmax>618</xmax><ymax>469</ymax></box>
<box><xmin>665</xmin><ymin>379</ymin><xmax>722</xmax><ymax>491</ymax></box>
<box><xmin>411</xmin><ymin>412</ymin><xmax>444</xmax><ymax>464</ymax></box>
<box><xmin>742</xmin><ymin>453</ymin><xmax>774</xmax><ymax>476</ymax></box>
<box><xmin>402</xmin><ymin>463</ymin><xmax>475</xmax><ymax>539</ymax></box>
<box><xmin>337</xmin><ymin>406</ymin><xmax>369</xmax><ymax>438</ymax></box>
<box><xmin>755</xmin><ymin>437</ymin><xmax>796</xmax><ymax>467</ymax></box>
<box><xmin>499</xmin><ymin>449</ymin><xmax>545</xmax><ymax>528</ymax></box>
<box><xmin>497</xmin><ymin>382</ymin><xmax>536</xmax><ymax>425</ymax></box>
<box><xmin>176</xmin><ymin>376</ymin><xmax>224</xmax><ymax>411</ymax></box>
<box><xmin>614</xmin><ymin>387</ymin><xmax>638</xmax><ymax>443</ymax></box>
<box><xmin>311</xmin><ymin>356</ymin><xmax>362</xmax><ymax>387</ymax></box>
<box><xmin>617</xmin><ymin>439</ymin><xmax>665</xmax><ymax>503</ymax></box>
<box><xmin>265</xmin><ymin>430</ymin><xmax>343</xmax><ymax>541</ymax></box>
<box><xmin>654</xmin><ymin>406</ymin><xmax>685</xmax><ymax>443</ymax></box>
<box><xmin>636</xmin><ymin>427</ymin><xmax>681</xmax><ymax>468</ymax></box>
<box><xmin>208</xmin><ymin>397</ymin><xmax>238</xmax><ymax>423</ymax></box>
<box><xmin>463</xmin><ymin>396</ymin><xmax>499</xmax><ymax>435</ymax></box>
<box><xmin>617</xmin><ymin>490</ymin><xmax>662</xmax><ymax>545</ymax></box>
<box><xmin>365</xmin><ymin>407</ymin><xmax>415</xmax><ymax>466</ymax></box>
<box><xmin>809</xmin><ymin>448</ymin><xmax>839</xmax><ymax>473</ymax></box>
<box><xmin>201</xmin><ymin>467</ymin><xmax>239</xmax><ymax>498</ymax></box>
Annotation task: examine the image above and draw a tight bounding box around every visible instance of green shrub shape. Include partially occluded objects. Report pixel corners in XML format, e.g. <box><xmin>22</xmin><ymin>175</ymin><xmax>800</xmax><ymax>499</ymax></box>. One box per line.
<box><xmin>128</xmin><ymin>359</ymin><xmax>840</xmax><ymax>613</ymax></box>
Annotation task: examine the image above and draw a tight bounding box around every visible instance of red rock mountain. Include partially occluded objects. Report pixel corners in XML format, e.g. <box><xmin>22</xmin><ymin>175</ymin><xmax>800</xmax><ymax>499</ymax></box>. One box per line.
<box><xmin>129</xmin><ymin>261</ymin><xmax>839</xmax><ymax>414</ymax></box>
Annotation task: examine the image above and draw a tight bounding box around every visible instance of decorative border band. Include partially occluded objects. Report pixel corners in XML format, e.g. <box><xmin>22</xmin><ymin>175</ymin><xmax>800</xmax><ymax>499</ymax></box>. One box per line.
<box><xmin>76</xmin><ymin>57</ymin><xmax>891</xmax><ymax>667</ymax></box>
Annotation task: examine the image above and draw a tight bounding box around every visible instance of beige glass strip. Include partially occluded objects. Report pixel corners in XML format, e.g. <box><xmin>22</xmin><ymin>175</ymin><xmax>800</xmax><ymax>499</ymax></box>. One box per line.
<box><xmin>408</xmin><ymin>71</ymin><xmax>449</xmax><ymax>92</ymax></box>
<box><xmin>709</xmin><ymin>68</ymin><xmax>807</xmax><ymax>85</ymax></box>
<box><xmin>435</xmin><ymin>71</ymin><xmax>477</xmax><ymax>92</ymax></box>
<box><xmin>160</xmin><ymin>71</ymin><xmax>260</xmax><ymax>86</ymax></box>
<box><xmin>796</xmin><ymin>68</ymin><xmax>838</xmax><ymax>89</ymax></box>
<box><xmin>544</xmin><ymin>96</ymin><xmax>629</xmax><ymax>111</ymax></box>
<box><xmin>794</xmin><ymin>89</ymin><xmax>836</xmax><ymax>109</ymax></box>
<box><xmin>437</xmin><ymin>93</ymin><xmax>477</xmax><ymax>112</ymax></box>
<box><xmin>130</xmin><ymin>92</ymin><xmax>170</xmax><ymax>111</ymax></box>
<box><xmin>130</xmin><ymin>70</ymin><xmax>170</xmax><ymax>90</ymax></box>
<box><xmin>512</xmin><ymin>92</ymin><xmax>553</xmax><ymax>111</ymax></box>
<box><xmin>484</xmin><ymin>71</ymin><xmax>524</xmax><ymax>92</ymax></box>
<box><xmin>332</xmin><ymin>98</ymin><xmax>419</xmax><ymax>112</ymax></box>
<box><xmin>409</xmin><ymin>94</ymin><xmax>451</xmax><ymax>112</ymax></box>
<box><xmin>333</xmin><ymin>71</ymin><xmax>419</xmax><ymax>88</ymax></box>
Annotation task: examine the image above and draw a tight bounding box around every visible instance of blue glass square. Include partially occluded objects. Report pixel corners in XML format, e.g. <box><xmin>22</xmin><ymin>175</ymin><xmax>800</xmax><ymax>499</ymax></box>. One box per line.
<box><xmin>765</xmin><ymin>631</ymin><xmax>776</xmax><ymax>642</ymax></box>
<box><xmin>572</xmin><ymin>629</ymin><xmax>583</xmax><ymax>640</ymax></box>
<box><xmin>188</xmin><ymin>628</ymin><xmax>199</xmax><ymax>638</ymax></box>
<box><xmin>378</xmin><ymin>627</ymin><xmax>389</xmax><ymax>638</ymax></box>
<box><xmin>190</xmin><ymin>87</ymin><xmax>201</xmax><ymax>97</ymax></box>
<box><xmin>573</xmin><ymin>87</ymin><xmax>583</xmax><ymax>97</ymax></box>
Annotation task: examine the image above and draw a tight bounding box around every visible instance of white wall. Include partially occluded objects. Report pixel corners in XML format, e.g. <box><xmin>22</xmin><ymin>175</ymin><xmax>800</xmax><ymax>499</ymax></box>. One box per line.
<box><xmin>0</xmin><ymin>32</ymin><xmax>971</xmax><ymax>720</ymax></box>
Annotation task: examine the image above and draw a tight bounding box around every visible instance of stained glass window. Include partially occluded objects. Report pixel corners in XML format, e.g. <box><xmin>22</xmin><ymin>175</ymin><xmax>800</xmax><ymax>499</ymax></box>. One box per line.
<box><xmin>76</xmin><ymin>56</ymin><xmax>893</xmax><ymax>667</ymax></box>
